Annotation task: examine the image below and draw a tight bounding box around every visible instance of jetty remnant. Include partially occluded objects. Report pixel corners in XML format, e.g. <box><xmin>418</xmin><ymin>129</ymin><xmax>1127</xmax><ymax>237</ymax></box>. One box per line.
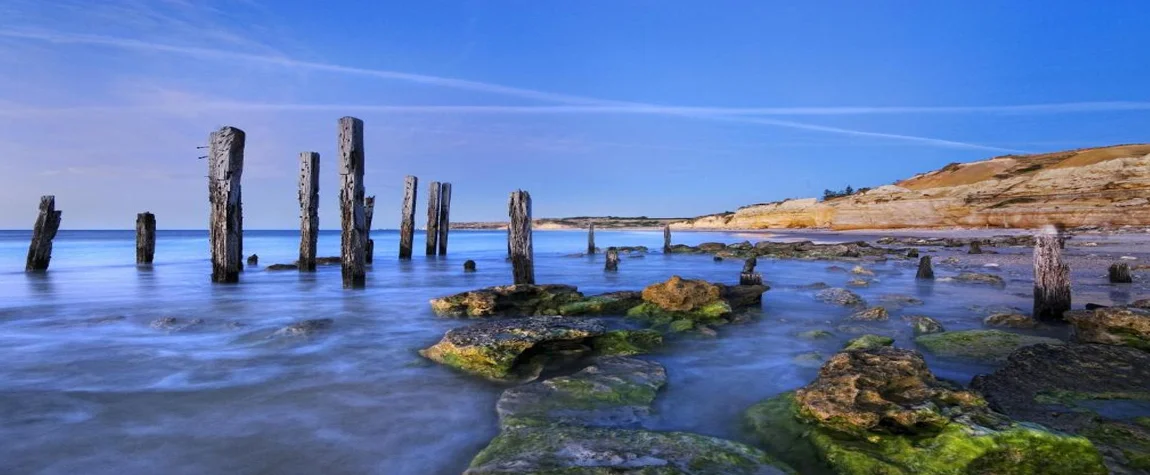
<box><xmin>741</xmin><ymin>257</ymin><xmax>763</xmax><ymax>285</ymax></box>
<box><xmin>399</xmin><ymin>175</ymin><xmax>418</xmax><ymax>259</ymax></box>
<box><xmin>587</xmin><ymin>222</ymin><xmax>596</xmax><ymax>254</ymax></box>
<box><xmin>663</xmin><ymin>225</ymin><xmax>672</xmax><ymax>253</ymax></box>
<box><xmin>365</xmin><ymin>196</ymin><xmax>376</xmax><ymax>264</ymax></box>
<box><xmin>916</xmin><ymin>256</ymin><xmax>934</xmax><ymax>280</ymax></box>
<box><xmin>298</xmin><ymin>152</ymin><xmax>320</xmax><ymax>272</ymax></box>
<box><xmin>426</xmin><ymin>181</ymin><xmax>441</xmax><ymax>255</ymax></box>
<box><xmin>25</xmin><ymin>195</ymin><xmax>62</xmax><ymax>271</ymax></box>
<box><xmin>1033</xmin><ymin>226</ymin><xmax>1071</xmax><ymax>320</ymax></box>
<box><xmin>338</xmin><ymin>117</ymin><xmax>367</xmax><ymax>288</ymax></box>
<box><xmin>509</xmin><ymin>190</ymin><xmax>534</xmax><ymax>285</ymax></box>
<box><xmin>1109</xmin><ymin>262</ymin><xmax>1133</xmax><ymax>284</ymax></box>
<box><xmin>135</xmin><ymin>212</ymin><xmax>155</xmax><ymax>265</ymax></box>
<box><xmin>438</xmin><ymin>183</ymin><xmax>452</xmax><ymax>255</ymax></box>
<box><xmin>605</xmin><ymin>247</ymin><xmax>619</xmax><ymax>271</ymax></box>
<box><xmin>208</xmin><ymin>126</ymin><xmax>245</xmax><ymax>283</ymax></box>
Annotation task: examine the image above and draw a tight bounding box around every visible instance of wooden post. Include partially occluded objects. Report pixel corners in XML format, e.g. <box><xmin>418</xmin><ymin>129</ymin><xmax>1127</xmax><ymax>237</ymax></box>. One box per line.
<box><xmin>208</xmin><ymin>126</ymin><xmax>245</xmax><ymax>283</ymax></box>
<box><xmin>246</xmin><ymin>254</ymin><xmax>258</xmax><ymax>266</ymax></box>
<box><xmin>426</xmin><ymin>181</ymin><xmax>441</xmax><ymax>255</ymax></box>
<box><xmin>464</xmin><ymin>259</ymin><xmax>476</xmax><ymax>272</ymax></box>
<box><xmin>509</xmin><ymin>190</ymin><xmax>534</xmax><ymax>285</ymax></box>
<box><xmin>605</xmin><ymin>247</ymin><xmax>619</xmax><ymax>271</ymax></box>
<box><xmin>339</xmin><ymin>117</ymin><xmax>367</xmax><ymax>288</ymax></box>
<box><xmin>663</xmin><ymin>225</ymin><xmax>672</xmax><ymax>253</ymax></box>
<box><xmin>25</xmin><ymin>195</ymin><xmax>62</xmax><ymax>271</ymax></box>
<box><xmin>1034</xmin><ymin>226</ymin><xmax>1071</xmax><ymax>320</ymax></box>
<box><xmin>298</xmin><ymin>152</ymin><xmax>320</xmax><ymax>272</ymax></box>
<box><xmin>399</xmin><ymin>175</ymin><xmax>418</xmax><ymax>259</ymax></box>
<box><xmin>1110</xmin><ymin>262</ymin><xmax>1133</xmax><ymax>284</ymax></box>
<box><xmin>969</xmin><ymin>241</ymin><xmax>983</xmax><ymax>254</ymax></box>
<box><xmin>587</xmin><ymin>222</ymin><xmax>596</xmax><ymax>254</ymax></box>
<box><xmin>916</xmin><ymin>256</ymin><xmax>934</xmax><ymax>280</ymax></box>
<box><xmin>135</xmin><ymin>212</ymin><xmax>155</xmax><ymax>265</ymax></box>
<box><xmin>740</xmin><ymin>256</ymin><xmax>763</xmax><ymax>285</ymax></box>
<box><xmin>365</xmin><ymin>195</ymin><xmax>376</xmax><ymax>264</ymax></box>
<box><xmin>438</xmin><ymin>182</ymin><xmax>451</xmax><ymax>256</ymax></box>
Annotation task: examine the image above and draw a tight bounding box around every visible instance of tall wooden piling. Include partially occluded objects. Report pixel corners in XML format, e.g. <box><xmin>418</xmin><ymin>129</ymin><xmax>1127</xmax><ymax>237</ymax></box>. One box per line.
<box><xmin>399</xmin><ymin>176</ymin><xmax>418</xmax><ymax>259</ymax></box>
<box><xmin>298</xmin><ymin>152</ymin><xmax>320</xmax><ymax>272</ymax></box>
<box><xmin>1033</xmin><ymin>226</ymin><xmax>1071</xmax><ymax>320</ymax></box>
<box><xmin>426</xmin><ymin>181</ymin><xmax>441</xmax><ymax>255</ymax></box>
<box><xmin>25</xmin><ymin>195</ymin><xmax>62</xmax><ymax>271</ymax></box>
<box><xmin>135</xmin><ymin>212</ymin><xmax>155</xmax><ymax>265</ymax></box>
<box><xmin>509</xmin><ymin>190</ymin><xmax>534</xmax><ymax>285</ymax></box>
<box><xmin>365</xmin><ymin>195</ymin><xmax>376</xmax><ymax>264</ymax></box>
<box><xmin>437</xmin><ymin>183</ymin><xmax>452</xmax><ymax>256</ymax></box>
<box><xmin>1110</xmin><ymin>262</ymin><xmax>1133</xmax><ymax>284</ymax></box>
<box><xmin>663</xmin><ymin>225</ymin><xmax>672</xmax><ymax>253</ymax></box>
<box><xmin>208</xmin><ymin>126</ymin><xmax>245</xmax><ymax>283</ymax></box>
<box><xmin>338</xmin><ymin>117</ymin><xmax>367</xmax><ymax>288</ymax></box>
<box><xmin>605</xmin><ymin>247</ymin><xmax>619</xmax><ymax>271</ymax></box>
<box><xmin>588</xmin><ymin>222</ymin><xmax>596</xmax><ymax>254</ymax></box>
<box><xmin>916</xmin><ymin>256</ymin><xmax>934</xmax><ymax>280</ymax></box>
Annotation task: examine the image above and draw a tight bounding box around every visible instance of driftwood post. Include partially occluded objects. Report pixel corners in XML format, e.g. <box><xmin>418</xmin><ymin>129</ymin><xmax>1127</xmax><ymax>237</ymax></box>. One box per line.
<box><xmin>916</xmin><ymin>256</ymin><xmax>934</xmax><ymax>280</ymax></box>
<box><xmin>509</xmin><ymin>190</ymin><xmax>534</xmax><ymax>285</ymax></box>
<box><xmin>339</xmin><ymin>117</ymin><xmax>367</xmax><ymax>288</ymax></box>
<box><xmin>1110</xmin><ymin>262</ymin><xmax>1133</xmax><ymax>284</ymax></box>
<box><xmin>605</xmin><ymin>247</ymin><xmax>619</xmax><ymax>271</ymax></box>
<box><xmin>399</xmin><ymin>175</ymin><xmax>418</xmax><ymax>259</ymax></box>
<box><xmin>25</xmin><ymin>195</ymin><xmax>62</xmax><ymax>271</ymax></box>
<box><xmin>437</xmin><ymin>183</ymin><xmax>452</xmax><ymax>256</ymax></box>
<box><xmin>1034</xmin><ymin>226</ymin><xmax>1071</xmax><ymax>320</ymax></box>
<box><xmin>740</xmin><ymin>257</ymin><xmax>763</xmax><ymax>285</ymax></box>
<box><xmin>426</xmin><ymin>181</ymin><xmax>441</xmax><ymax>255</ymax></box>
<box><xmin>588</xmin><ymin>222</ymin><xmax>596</xmax><ymax>254</ymax></box>
<box><xmin>663</xmin><ymin>225</ymin><xmax>672</xmax><ymax>253</ymax></box>
<box><xmin>365</xmin><ymin>195</ymin><xmax>376</xmax><ymax>264</ymax></box>
<box><xmin>135</xmin><ymin>212</ymin><xmax>155</xmax><ymax>265</ymax></box>
<box><xmin>208</xmin><ymin>126</ymin><xmax>245</xmax><ymax>283</ymax></box>
<box><xmin>298</xmin><ymin>152</ymin><xmax>320</xmax><ymax>272</ymax></box>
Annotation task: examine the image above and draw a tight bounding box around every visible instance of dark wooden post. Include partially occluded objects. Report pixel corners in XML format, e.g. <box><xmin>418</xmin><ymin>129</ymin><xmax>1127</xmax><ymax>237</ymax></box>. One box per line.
<box><xmin>208</xmin><ymin>126</ymin><xmax>245</xmax><ymax>283</ymax></box>
<box><xmin>426</xmin><ymin>181</ymin><xmax>441</xmax><ymax>255</ymax></box>
<box><xmin>25</xmin><ymin>195</ymin><xmax>62</xmax><ymax>271</ymax></box>
<box><xmin>135</xmin><ymin>212</ymin><xmax>155</xmax><ymax>265</ymax></box>
<box><xmin>298</xmin><ymin>151</ymin><xmax>320</xmax><ymax>272</ymax></box>
<box><xmin>969</xmin><ymin>241</ymin><xmax>983</xmax><ymax>254</ymax></box>
<box><xmin>740</xmin><ymin>256</ymin><xmax>763</xmax><ymax>285</ymax></box>
<box><xmin>587</xmin><ymin>222</ymin><xmax>596</xmax><ymax>254</ymax></box>
<box><xmin>399</xmin><ymin>175</ymin><xmax>418</xmax><ymax>259</ymax></box>
<box><xmin>1034</xmin><ymin>226</ymin><xmax>1071</xmax><ymax>320</ymax></box>
<box><xmin>605</xmin><ymin>247</ymin><xmax>619</xmax><ymax>271</ymax></box>
<box><xmin>916</xmin><ymin>256</ymin><xmax>934</xmax><ymax>280</ymax></box>
<box><xmin>437</xmin><ymin>182</ymin><xmax>451</xmax><ymax>256</ymax></box>
<box><xmin>509</xmin><ymin>190</ymin><xmax>534</xmax><ymax>285</ymax></box>
<box><xmin>1110</xmin><ymin>262</ymin><xmax>1133</xmax><ymax>284</ymax></box>
<box><xmin>365</xmin><ymin>195</ymin><xmax>376</xmax><ymax>264</ymax></box>
<box><xmin>339</xmin><ymin>117</ymin><xmax>367</xmax><ymax>288</ymax></box>
<box><xmin>663</xmin><ymin>225</ymin><xmax>672</xmax><ymax>253</ymax></box>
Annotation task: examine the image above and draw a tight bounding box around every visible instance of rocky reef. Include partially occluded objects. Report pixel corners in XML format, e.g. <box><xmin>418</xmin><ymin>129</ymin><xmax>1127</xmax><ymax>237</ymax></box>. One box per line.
<box><xmin>671</xmin><ymin>239</ymin><xmax>896</xmax><ymax>260</ymax></box>
<box><xmin>419</xmin><ymin>317</ymin><xmax>608</xmax><ymax>381</ymax></box>
<box><xmin>1067</xmin><ymin>306</ymin><xmax>1150</xmax><ymax>350</ymax></box>
<box><xmin>429</xmin><ymin>284</ymin><xmax>584</xmax><ymax>317</ymax></box>
<box><xmin>914</xmin><ymin>329</ymin><xmax>1062</xmax><ymax>363</ymax></box>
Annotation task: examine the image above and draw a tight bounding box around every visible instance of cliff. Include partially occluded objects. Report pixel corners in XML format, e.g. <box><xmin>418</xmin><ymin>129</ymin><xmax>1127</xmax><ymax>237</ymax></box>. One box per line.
<box><xmin>676</xmin><ymin>144</ymin><xmax>1150</xmax><ymax>230</ymax></box>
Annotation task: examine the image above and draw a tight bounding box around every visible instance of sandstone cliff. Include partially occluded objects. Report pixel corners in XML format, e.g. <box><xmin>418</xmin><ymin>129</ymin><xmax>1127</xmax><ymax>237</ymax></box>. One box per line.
<box><xmin>676</xmin><ymin>144</ymin><xmax>1150</xmax><ymax>230</ymax></box>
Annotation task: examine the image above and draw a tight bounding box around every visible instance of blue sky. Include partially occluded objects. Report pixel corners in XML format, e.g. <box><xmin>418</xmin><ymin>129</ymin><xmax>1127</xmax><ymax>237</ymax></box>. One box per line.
<box><xmin>1</xmin><ymin>1</ymin><xmax>1148</xmax><ymax>229</ymax></box>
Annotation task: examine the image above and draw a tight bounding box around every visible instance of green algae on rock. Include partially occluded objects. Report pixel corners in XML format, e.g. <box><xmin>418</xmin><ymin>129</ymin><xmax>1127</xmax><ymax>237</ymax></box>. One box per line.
<box><xmin>589</xmin><ymin>329</ymin><xmax>663</xmax><ymax>356</ymax></box>
<box><xmin>1066</xmin><ymin>306</ymin><xmax>1150</xmax><ymax>350</ymax></box>
<box><xmin>848</xmin><ymin>306</ymin><xmax>889</xmax><ymax>321</ymax></box>
<box><xmin>915</xmin><ymin>329</ymin><xmax>1062</xmax><ymax>363</ymax></box>
<box><xmin>983</xmin><ymin>312</ymin><xmax>1037</xmax><ymax>329</ymax></box>
<box><xmin>953</xmin><ymin>272</ymin><xmax>1006</xmax><ymax>286</ymax></box>
<box><xmin>842</xmin><ymin>334</ymin><xmax>893</xmax><ymax>351</ymax></box>
<box><xmin>798</xmin><ymin>329</ymin><xmax>835</xmax><ymax>340</ymax></box>
<box><xmin>558</xmin><ymin>291</ymin><xmax>644</xmax><ymax>316</ymax></box>
<box><xmin>420</xmin><ymin>316</ymin><xmax>606</xmax><ymax>381</ymax></box>
<box><xmin>429</xmin><ymin>284</ymin><xmax>584</xmax><ymax>317</ymax></box>
<box><xmin>624</xmin><ymin>277</ymin><xmax>768</xmax><ymax>331</ymax></box>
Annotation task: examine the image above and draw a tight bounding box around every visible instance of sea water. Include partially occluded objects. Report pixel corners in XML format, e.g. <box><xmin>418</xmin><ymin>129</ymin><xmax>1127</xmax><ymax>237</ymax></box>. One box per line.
<box><xmin>0</xmin><ymin>229</ymin><xmax>1066</xmax><ymax>474</ymax></box>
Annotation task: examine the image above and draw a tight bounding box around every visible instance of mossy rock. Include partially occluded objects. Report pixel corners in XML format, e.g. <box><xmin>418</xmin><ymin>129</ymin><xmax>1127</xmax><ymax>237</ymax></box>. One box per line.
<box><xmin>589</xmin><ymin>329</ymin><xmax>663</xmax><ymax>356</ymax></box>
<box><xmin>799</xmin><ymin>330</ymin><xmax>836</xmax><ymax>340</ymax></box>
<box><xmin>842</xmin><ymin>334</ymin><xmax>894</xmax><ymax>351</ymax></box>
<box><xmin>1082</xmin><ymin>421</ymin><xmax>1150</xmax><ymax>472</ymax></box>
<box><xmin>915</xmin><ymin>329</ymin><xmax>1062</xmax><ymax>363</ymax></box>
<box><xmin>907</xmin><ymin>316</ymin><xmax>945</xmax><ymax>335</ymax></box>
<box><xmin>559</xmin><ymin>291</ymin><xmax>644</xmax><ymax>316</ymax></box>
<box><xmin>430</xmin><ymin>284</ymin><xmax>584</xmax><ymax>317</ymax></box>
<box><xmin>626</xmin><ymin>301</ymin><xmax>733</xmax><ymax>324</ymax></box>
<box><xmin>420</xmin><ymin>316</ymin><xmax>606</xmax><ymax>381</ymax></box>
<box><xmin>1066</xmin><ymin>306</ymin><xmax>1150</xmax><ymax>351</ymax></box>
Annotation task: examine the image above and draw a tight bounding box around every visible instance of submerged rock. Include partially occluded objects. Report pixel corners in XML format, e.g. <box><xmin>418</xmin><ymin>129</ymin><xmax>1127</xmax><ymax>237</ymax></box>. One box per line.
<box><xmin>878</xmin><ymin>294</ymin><xmax>924</xmax><ymax>308</ymax></box>
<box><xmin>842</xmin><ymin>334</ymin><xmax>893</xmax><ymax>351</ymax></box>
<box><xmin>954</xmin><ymin>272</ymin><xmax>1006</xmax><ymax>286</ymax></box>
<box><xmin>907</xmin><ymin>315</ymin><xmax>946</xmax><ymax>335</ymax></box>
<box><xmin>717</xmin><ymin>283</ymin><xmax>769</xmax><ymax>309</ymax></box>
<box><xmin>1066</xmin><ymin>306</ymin><xmax>1150</xmax><ymax>350</ymax></box>
<box><xmin>149</xmin><ymin>317</ymin><xmax>204</xmax><ymax>332</ymax></box>
<box><xmin>848</xmin><ymin>306</ymin><xmax>889</xmax><ymax>321</ymax></box>
<box><xmin>984</xmin><ymin>312</ymin><xmax>1038</xmax><ymax>329</ymax></box>
<box><xmin>429</xmin><ymin>284</ymin><xmax>584</xmax><ymax>318</ymax></box>
<box><xmin>272</xmin><ymin>318</ymin><xmax>333</xmax><ymax>337</ymax></box>
<box><xmin>266</xmin><ymin>264</ymin><xmax>298</xmax><ymax>271</ymax></box>
<box><xmin>588</xmin><ymin>329</ymin><xmax>662</xmax><ymax>356</ymax></box>
<box><xmin>846</xmin><ymin>278</ymin><xmax>870</xmax><ymax>287</ymax></box>
<box><xmin>496</xmin><ymin>356</ymin><xmax>665</xmax><ymax>428</ymax></box>
<box><xmin>420</xmin><ymin>316</ymin><xmax>606</xmax><ymax>381</ymax></box>
<box><xmin>558</xmin><ymin>291</ymin><xmax>643</xmax><ymax>316</ymax></box>
<box><xmin>798</xmin><ymin>329</ymin><xmax>835</xmax><ymax>340</ymax></box>
<box><xmin>815</xmin><ymin>287</ymin><xmax>866</xmax><ymax>307</ymax></box>
<box><xmin>915</xmin><ymin>329</ymin><xmax>1062</xmax><ymax>363</ymax></box>
<box><xmin>850</xmin><ymin>265</ymin><xmax>875</xmax><ymax>276</ymax></box>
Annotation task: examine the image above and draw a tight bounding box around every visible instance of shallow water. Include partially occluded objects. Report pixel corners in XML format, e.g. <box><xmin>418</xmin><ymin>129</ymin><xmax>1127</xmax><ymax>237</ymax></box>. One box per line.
<box><xmin>0</xmin><ymin>229</ymin><xmax>1113</xmax><ymax>474</ymax></box>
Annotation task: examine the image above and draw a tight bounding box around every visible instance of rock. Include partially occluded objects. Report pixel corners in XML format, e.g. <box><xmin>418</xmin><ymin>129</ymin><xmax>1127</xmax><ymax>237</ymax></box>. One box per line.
<box><xmin>420</xmin><ymin>317</ymin><xmax>606</xmax><ymax>381</ymax></box>
<box><xmin>793</xmin><ymin>352</ymin><xmax>825</xmax><ymax>367</ymax></box>
<box><xmin>558</xmin><ymin>291</ymin><xmax>643</xmax><ymax>316</ymax></box>
<box><xmin>842</xmin><ymin>334</ymin><xmax>893</xmax><ymax>351</ymax></box>
<box><xmin>640</xmin><ymin>276</ymin><xmax>720</xmax><ymax>312</ymax></box>
<box><xmin>716</xmin><ymin>283</ymin><xmax>769</xmax><ymax>309</ymax></box>
<box><xmin>984</xmin><ymin>312</ymin><xmax>1037</xmax><ymax>329</ymax></box>
<box><xmin>907</xmin><ymin>248</ymin><xmax>919</xmax><ymax>258</ymax></box>
<box><xmin>626</xmin><ymin>277</ymin><xmax>745</xmax><ymax>324</ymax></box>
<box><xmin>851</xmin><ymin>265</ymin><xmax>875</xmax><ymax>276</ymax></box>
<box><xmin>698</xmin><ymin>242</ymin><xmax>727</xmax><ymax>252</ymax></box>
<box><xmin>972</xmin><ymin>344</ymin><xmax>1150</xmax><ymax>474</ymax></box>
<box><xmin>266</xmin><ymin>263</ymin><xmax>298</xmax><ymax>271</ymax></box>
<box><xmin>1066</xmin><ymin>307</ymin><xmax>1150</xmax><ymax>350</ymax></box>
<box><xmin>915</xmin><ymin>329</ymin><xmax>1063</xmax><ymax>363</ymax></box>
<box><xmin>430</xmin><ymin>284</ymin><xmax>584</xmax><ymax>317</ymax></box>
<box><xmin>826</xmin><ymin>265</ymin><xmax>848</xmax><ymax>273</ymax></box>
<box><xmin>954</xmin><ymin>272</ymin><xmax>1006</xmax><ymax>286</ymax></box>
<box><xmin>798</xmin><ymin>329</ymin><xmax>834</xmax><ymax>340</ymax></box>
<box><xmin>848</xmin><ymin>306</ymin><xmax>889</xmax><ymax>321</ymax></box>
<box><xmin>745</xmin><ymin>347</ymin><xmax>1108</xmax><ymax>475</ymax></box>
<box><xmin>846</xmin><ymin>278</ymin><xmax>869</xmax><ymax>287</ymax></box>
<box><xmin>1084</xmin><ymin>303</ymin><xmax>1109</xmax><ymax>310</ymax></box>
<box><xmin>246</xmin><ymin>254</ymin><xmax>258</xmax><ymax>265</ymax></box>
<box><xmin>728</xmin><ymin>240</ymin><xmax>754</xmax><ymax>251</ymax></box>
<box><xmin>712</xmin><ymin>255</ymin><xmax>723</xmax><ymax>262</ymax></box>
<box><xmin>315</xmin><ymin>256</ymin><xmax>341</xmax><ymax>265</ymax></box>
<box><xmin>799</xmin><ymin>282</ymin><xmax>829</xmax><ymax>290</ymax></box>
<box><xmin>815</xmin><ymin>288</ymin><xmax>866</xmax><ymax>307</ymax></box>
<box><xmin>941</xmin><ymin>256</ymin><xmax>961</xmax><ymax>265</ymax></box>
<box><xmin>149</xmin><ymin>317</ymin><xmax>204</xmax><ymax>332</ymax></box>
<box><xmin>907</xmin><ymin>315</ymin><xmax>945</xmax><ymax>335</ymax></box>
<box><xmin>272</xmin><ymin>318</ymin><xmax>333</xmax><ymax>337</ymax></box>
<box><xmin>588</xmin><ymin>329</ymin><xmax>662</xmax><ymax>356</ymax></box>
<box><xmin>1132</xmin><ymin>298</ymin><xmax>1150</xmax><ymax>309</ymax></box>
<box><xmin>696</xmin><ymin>325</ymin><xmax>718</xmax><ymax>338</ymax></box>
<box><xmin>463</xmin><ymin>260</ymin><xmax>477</xmax><ymax>272</ymax></box>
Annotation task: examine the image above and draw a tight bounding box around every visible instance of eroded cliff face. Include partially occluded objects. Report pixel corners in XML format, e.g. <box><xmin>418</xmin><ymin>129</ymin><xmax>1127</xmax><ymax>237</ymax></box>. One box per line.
<box><xmin>676</xmin><ymin>144</ymin><xmax>1150</xmax><ymax>230</ymax></box>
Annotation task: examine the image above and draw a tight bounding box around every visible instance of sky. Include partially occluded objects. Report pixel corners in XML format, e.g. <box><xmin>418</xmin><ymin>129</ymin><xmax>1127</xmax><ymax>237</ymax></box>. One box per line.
<box><xmin>1</xmin><ymin>1</ymin><xmax>1149</xmax><ymax>229</ymax></box>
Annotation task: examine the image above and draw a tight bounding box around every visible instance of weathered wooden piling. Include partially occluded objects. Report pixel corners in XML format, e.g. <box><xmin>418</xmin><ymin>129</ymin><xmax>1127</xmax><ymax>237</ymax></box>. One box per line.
<box><xmin>399</xmin><ymin>176</ymin><xmax>418</xmax><ymax>259</ymax></box>
<box><xmin>1110</xmin><ymin>262</ymin><xmax>1133</xmax><ymax>284</ymax></box>
<box><xmin>969</xmin><ymin>241</ymin><xmax>983</xmax><ymax>255</ymax></box>
<box><xmin>135</xmin><ymin>212</ymin><xmax>155</xmax><ymax>265</ymax></box>
<box><xmin>663</xmin><ymin>225</ymin><xmax>672</xmax><ymax>253</ymax></box>
<box><xmin>365</xmin><ymin>195</ymin><xmax>376</xmax><ymax>264</ymax></box>
<box><xmin>338</xmin><ymin>117</ymin><xmax>367</xmax><ymax>288</ymax></box>
<box><xmin>437</xmin><ymin>183</ymin><xmax>452</xmax><ymax>256</ymax></box>
<box><xmin>740</xmin><ymin>256</ymin><xmax>763</xmax><ymax>285</ymax></box>
<box><xmin>509</xmin><ymin>190</ymin><xmax>534</xmax><ymax>285</ymax></box>
<box><xmin>298</xmin><ymin>152</ymin><xmax>320</xmax><ymax>272</ymax></box>
<box><xmin>25</xmin><ymin>195</ymin><xmax>62</xmax><ymax>271</ymax></box>
<box><xmin>916</xmin><ymin>256</ymin><xmax>934</xmax><ymax>280</ymax></box>
<box><xmin>605</xmin><ymin>247</ymin><xmax>619</xmax><ymax>271</ymax></box>
<box><xmin>426</xmin><ymin>181</ymin><xmax>441</xmax><ymax>255</ymax></box>
<box><xmin>464</xmin><ymin>259</ymin><xmax>477</xmax><ymax>272</ymax></box>
<box><xmin>208</xmin><ymin>126</ymin><xmax>245</xmax><ymax>283</ymax></box>
<box><xmin>587</xmin><ymin>222</ymin><xmax>596</xmax><ymax>254</ymax></box>
<box><xmin>1033</xmin><ymin>226</ymin><xmax>1071</xmax><ymax>320</ymax></box>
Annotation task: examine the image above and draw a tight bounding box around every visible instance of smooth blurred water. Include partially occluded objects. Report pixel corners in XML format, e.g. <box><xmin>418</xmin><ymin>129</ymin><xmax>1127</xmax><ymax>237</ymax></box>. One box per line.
<box><xmin>0</xmin><ymin>229</ymin><xmax>1060</xmax><ymax>474</ymax></box>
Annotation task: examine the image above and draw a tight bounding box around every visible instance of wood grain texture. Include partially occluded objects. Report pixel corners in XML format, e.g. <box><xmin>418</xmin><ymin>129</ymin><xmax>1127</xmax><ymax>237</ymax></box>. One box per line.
<box><xmin>587</xmin><ymin>222</ymin><xmax>596</xmax><ymax>254</ymax></box>
<box><xmin>426</xmin><ymin>181</ymin><xmax>441</xmax><ymax>255</ymax></box>
<box><xmin>508</xmin><ymin>190</ymin><xmax>534</xmax><ymax>285</ymax></box>
<box><xmin>338</xmin><ymin>117</ymin><xmax>366</xmax><ymax>288</ymax></box>
<box><xmin>365</xmin><ymin>195</ymin><xmax>376</xmax><ymax>264</ymax></box>
<box><xmin>136</xmin><ymin>212</ymin><xmax>155</xmax><ymax>264</ymax></box>
<box><xmin>208</xmin><ymin>127</ymin><xmax>245</xmax><ymax>283</ymax></box>
<box><xmin>298</xmin><ymin>152</ymin><xmax>320</xmax><ymax>272</ymax></box>
<box><xmin>605</xmin><ymin>247</ymin><xmax>619</xmax><ymax>272</ymax></box>
<box><xmin>25</xmin><ymin>195</ymin><xmax>62</xmax><ymax>271</ymax></box>
<box><xmin>399</xmin><ymin>175</ymin><xmax>418</xmax><ymax>259</ymax></box>
<box><xmin>437</xmin><ymin>182</ymin><xmax>451</xmax><ymax>256</ymax></box>
<box><xmin>663</xmin><ymin>225</ymin><xmax>672</xmax><ymax>253</ymax></box>
<box><xmin>916</xmin><ymin>256</ymin><xmax>934</xmax><ymax>280</ymax></box>
<box><xmin>1033</xmin><ymin>227</ymin><xmax>1070</xmax><ymax>320</ymax></box>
